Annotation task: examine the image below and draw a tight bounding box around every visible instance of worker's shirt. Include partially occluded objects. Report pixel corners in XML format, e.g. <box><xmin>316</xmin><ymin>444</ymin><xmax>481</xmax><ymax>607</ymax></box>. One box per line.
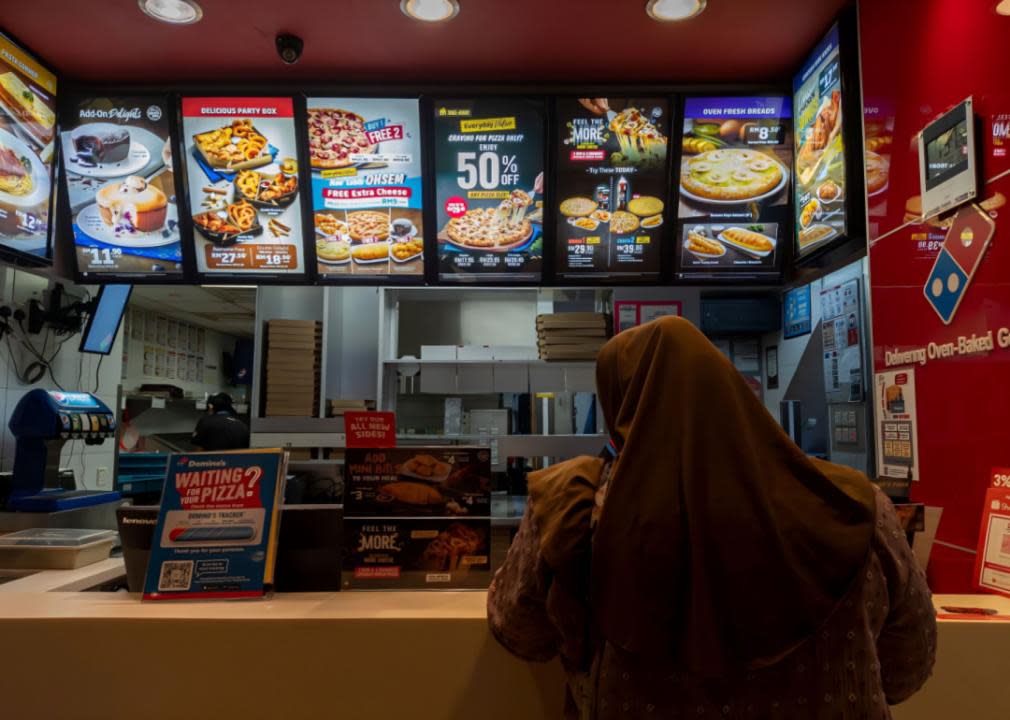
<box><xmin>192</xmin><ymin>412</ymin><xmax>250</xmax><ymax>451</ymax></box>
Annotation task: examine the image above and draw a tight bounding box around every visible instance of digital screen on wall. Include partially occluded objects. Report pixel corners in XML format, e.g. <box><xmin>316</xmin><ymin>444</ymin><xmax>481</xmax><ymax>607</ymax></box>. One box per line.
<box><xmin>62</xmin><ymin>96</ymin><xmax>183</xmax><ymax>280</ymax></box>
<box><xmin>676</xmin><ymin>96</ymin><xmax>791</xmax><ymax>281</ymax></box>
<box><xmin>555</xmin><ymin>97</ymin><xmax>669</xmax><ymax>282</ymax></box>
<box><xmin>793</xmin><ymin>23</ymin><xmax>848</xmax><ymax>258</ymax></box>
<box><xmin>433</xmin><ymin>98</ymin><xmax>544</xmax><ymax>283</ymax></box>
<box><xmin>0</xmin><ymin>32</ymin><xmax>57</xmax><ymax>264</ymax></box>
<box><xmin>307</xmin><ymin>98</ymin><xmax>424</xmax><ymax>281</ymax></box>
<box><xmin>180</xmin><ymin>97</ymin><xmax>307</xmax><ymax>279</ymax></box>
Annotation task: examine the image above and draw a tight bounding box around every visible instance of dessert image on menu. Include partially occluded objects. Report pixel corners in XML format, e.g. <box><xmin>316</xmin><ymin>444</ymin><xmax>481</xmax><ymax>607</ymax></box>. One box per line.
<box><xmin>555</xmin><ymin>97</ymin><xmax>669</xmax><ymax>281</ymax></box>
<box><xmin>793</xmin><ymin>23</ymin><xmax>847</xmax><ymax>256</ymax></box>
<box><xmin>61</xmin><ymin>97</ymin><xmax>182</xmax><ymax>278</ymax></box>
<box><xmin>676</xmin><ymin>96</ymin><xmax>791</xmax><ymax>281</ymax></box>
<box><xmin>307</xmin><ymin>98</ymin><xmax>424</xmax><ymax>279</ymax></box>
<box><xmin>180</xmin><ymin>97</ymin><xmax>305</xmax><ymax>277</ymax></box>
<box><xmin>0</xmin><ymin>32</ymin><xmax>57</xmax><ymax>260</ymax></box>
<box><xmin>433</xmin><ymin>98</ymin><xmax>545</xmax><ymax>282</ymax></box>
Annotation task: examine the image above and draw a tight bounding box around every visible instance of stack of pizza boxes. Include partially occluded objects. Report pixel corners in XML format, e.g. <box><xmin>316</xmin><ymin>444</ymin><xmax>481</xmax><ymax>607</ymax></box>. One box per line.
<box><xmin>263</xmin><ymin>319</ymin><xmax>321</xmax><ymax>417</ymax></box>
<box><xmin>536</xmin><ymin>312</ymin><xmax>610</xmax><ymax>361</ymax></box>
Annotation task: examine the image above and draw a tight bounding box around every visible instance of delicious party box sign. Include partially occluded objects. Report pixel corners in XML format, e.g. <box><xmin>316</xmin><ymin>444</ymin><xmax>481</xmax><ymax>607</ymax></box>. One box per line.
<box><xmin>142</xmin><ymin>449</ymin><xmax>287</xmax><ymax>601</ymax></box>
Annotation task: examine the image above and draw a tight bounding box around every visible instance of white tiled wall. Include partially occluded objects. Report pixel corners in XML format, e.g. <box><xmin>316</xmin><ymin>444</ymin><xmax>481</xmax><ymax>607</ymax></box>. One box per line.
<box><xmin>0</xmin><ymin>267</ymin><xmax>123</xmax><ymax>489</ymax></box>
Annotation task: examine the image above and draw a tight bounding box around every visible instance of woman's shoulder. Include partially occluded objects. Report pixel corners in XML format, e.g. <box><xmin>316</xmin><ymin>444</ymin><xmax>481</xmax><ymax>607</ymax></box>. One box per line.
<box><xmin>528</xmin><ymin>455</ymin><xmax>606</xmax><ymax>497</ymax></box>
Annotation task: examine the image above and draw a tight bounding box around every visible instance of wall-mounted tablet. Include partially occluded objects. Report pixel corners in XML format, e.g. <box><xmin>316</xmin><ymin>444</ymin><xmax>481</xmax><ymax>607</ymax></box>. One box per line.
<box><xmin>555</xmin><ymin>97</ymin><xmax>670</xmax><ymax>282</ymax></box>
<box><xmin>433</xmin><ymin>98</ymin><xmax>545</xmax><ymax>283</ymax></box>
<box><xmin>918</xmin><ymin>97</ymin><xmax>977</xmax><ymax>220</ymax></box>
<box><xmin>179</xmin><ymin>97</ymin><xmax>307</xmax><ymax>280</ymax></box>
<box><xmin>0</xmin><ymin>31</ymin><xmax>57</xmax><ymax>266</ymax></box>
<box><xmin>62</xmin><ymin>96</ymin><xmax>183</xmax><ymax>281</ymax></box>
<box><xmin>306</xmin><ymin>97</ymin><xmax>424</xmax><ymax>282</ymax></box>
<box><xmin>676</xmin><ymin>95</ymin><xmax>791</xmax><ymax>281</ymax></box>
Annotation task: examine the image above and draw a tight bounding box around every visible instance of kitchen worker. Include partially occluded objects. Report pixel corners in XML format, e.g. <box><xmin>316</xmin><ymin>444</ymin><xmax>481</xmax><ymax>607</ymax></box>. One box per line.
<box><xmin>488</xmin><ymin>316</ymin><xmax>935</xmax><ymax>719</ymax></box>
<box><xmin>192</xmin><ymin>393</ymin><xmax>249</xmax><ymax>451</ymax></box>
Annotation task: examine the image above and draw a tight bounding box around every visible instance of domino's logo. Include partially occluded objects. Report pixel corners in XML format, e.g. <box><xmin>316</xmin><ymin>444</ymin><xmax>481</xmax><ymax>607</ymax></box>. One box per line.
<box><xmin>923</xmin><ymin>207</ymin><xmax>993</xmax><ymax>324</ymax></box>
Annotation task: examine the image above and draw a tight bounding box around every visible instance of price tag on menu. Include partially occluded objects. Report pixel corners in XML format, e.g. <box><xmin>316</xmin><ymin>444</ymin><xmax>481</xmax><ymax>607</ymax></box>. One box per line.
<box><xmin>433</xmin><ymin>98</ymin><xmax>545</xmax><ymax>282</ymax></box>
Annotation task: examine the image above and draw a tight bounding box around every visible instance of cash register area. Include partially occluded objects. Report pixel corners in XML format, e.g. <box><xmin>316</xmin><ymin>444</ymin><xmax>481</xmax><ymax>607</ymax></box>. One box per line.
<box><xmin>1</xmin><ymin>0</ymin><xmax>1009</xmax><ymax>718</ymax></box>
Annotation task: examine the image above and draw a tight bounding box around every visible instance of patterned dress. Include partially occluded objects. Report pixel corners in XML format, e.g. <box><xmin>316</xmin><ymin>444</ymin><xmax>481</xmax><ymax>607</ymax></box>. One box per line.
<box><xmin>488</xmin><ymin>486</ymin><xmax>936</xmax><ymax>719</ymax></box>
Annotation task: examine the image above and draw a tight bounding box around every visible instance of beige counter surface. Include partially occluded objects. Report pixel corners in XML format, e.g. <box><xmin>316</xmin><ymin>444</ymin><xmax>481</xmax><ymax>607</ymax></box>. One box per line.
<box><xmin>0</xmin><ymin>590</ymin><xmax>1008</xmax><ymax>719</ymax></box>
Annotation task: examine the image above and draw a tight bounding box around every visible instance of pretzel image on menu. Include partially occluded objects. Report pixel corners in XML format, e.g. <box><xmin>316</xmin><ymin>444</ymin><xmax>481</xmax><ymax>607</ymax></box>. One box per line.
<box><xmin>180</xmin><ymin>97</ymin><xmax>305</xmax><ymax>278</ymax></box>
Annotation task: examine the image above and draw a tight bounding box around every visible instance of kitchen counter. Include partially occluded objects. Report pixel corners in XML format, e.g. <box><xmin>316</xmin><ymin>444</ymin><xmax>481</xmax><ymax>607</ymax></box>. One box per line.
<box><xmin>0</xmin><ymin>591</ymin><xmax>1006</xmax><ymax>719</ymax></box>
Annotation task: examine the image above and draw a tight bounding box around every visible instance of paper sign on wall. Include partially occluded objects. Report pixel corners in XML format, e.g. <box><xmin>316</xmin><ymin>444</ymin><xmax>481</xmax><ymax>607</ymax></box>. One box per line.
<box><xmin>874</xmin><ymin>367</ymin><xmax>920</xmax><ymax>482</ymax></box>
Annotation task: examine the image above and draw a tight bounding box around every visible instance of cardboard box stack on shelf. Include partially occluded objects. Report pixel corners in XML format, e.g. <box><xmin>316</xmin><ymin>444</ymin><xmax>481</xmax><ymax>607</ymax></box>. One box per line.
<box><xmin>264</xmin><ymin>320</ymin><xmax>321</xmax><ymax>417</ymax></box>
<box><xmin>327</xmin><ymin>399</ymin><xmax>375</xmax><ymax>417</ymax></box>
<box><xmin>536</xmin><ymin>312</ymin><xmax>610</xmax><ymax>361</ymax></box>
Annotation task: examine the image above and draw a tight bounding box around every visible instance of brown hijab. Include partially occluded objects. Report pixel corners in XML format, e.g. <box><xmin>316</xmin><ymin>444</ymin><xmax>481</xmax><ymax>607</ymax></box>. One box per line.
<box><xmin>588</xmin><ymin>316</ymin><xmax>876</xmax><ymax>675</ymax></box>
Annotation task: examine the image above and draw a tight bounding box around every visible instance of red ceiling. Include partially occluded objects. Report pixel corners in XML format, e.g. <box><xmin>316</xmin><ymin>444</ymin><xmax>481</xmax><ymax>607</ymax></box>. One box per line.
<box><xmin>3</xmin><ymin>0</ymin><xmax>850</xmax><ymax>86</ymax></box>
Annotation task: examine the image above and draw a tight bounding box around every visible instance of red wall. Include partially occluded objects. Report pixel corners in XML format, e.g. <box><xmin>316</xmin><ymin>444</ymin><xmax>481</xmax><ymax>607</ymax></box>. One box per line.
<box><xmin>860</xmin><ymin>0</ymin><xmax>1010</xmax><ymax>591</ymax></box>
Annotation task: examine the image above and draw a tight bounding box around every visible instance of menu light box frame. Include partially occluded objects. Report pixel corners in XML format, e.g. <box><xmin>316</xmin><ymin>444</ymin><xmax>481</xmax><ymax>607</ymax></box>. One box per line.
<box><xmin>305</xmin><ymin>94</ymin><xmax>428</xmax><ymax>287</ymax></box>
<box><xmin>790</xmin><ymin>7</ymin><xmax>867</xmax><ymax>271</ymax></box>
<box><xmin>0</xmin><ymin>26</ymin><xmax>60</xmax><ymax>269</ymax></box>
<box><xmin>62</xmin><ymin>91</ymin><xmax>197</xmax><ymax>285</ymax></box>
<box><xmin>174</xmin><ymin>94</ymin><xmax>316</xmax><ymax>285</ymax></box>
<box><xmin>674</xmin><ymin>93</ymin><xmax>791</xmax><ymax>285</ymax></box>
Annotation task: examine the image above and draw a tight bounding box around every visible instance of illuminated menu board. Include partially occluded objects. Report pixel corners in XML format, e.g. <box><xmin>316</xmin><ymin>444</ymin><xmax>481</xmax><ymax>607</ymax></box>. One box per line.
<box><xmin>307</xmin><ymin>98</ymin><xmax>424</xmax><ymax>281</ymax></box>
<box><xmin>62</xmin><ymin>96</ymin><xmax>182</xmax><ymax>280</ymax></box>
<box><xmin>0</xmin><ymin>32</ymin><xmax>57</xmax><ymax>263</ymax></box>
<box><xmin>433</xmin><ymin>98</ymin><xmax>544</xmax><ymax>283</ymax></box>
<box><xmin>555</xmin><ymin>97</ymin><xmax>669</xmax><ymax>281</ymax></box>
<box><xmin>793</xmin><ymin>23</ymin><xmax>847</xmax><ymax>258</ymax></box>
<box><xmin>676</xmin><ymin>96</ymin><xmax>791</xmax><ymax>280</ymax></box>
<box><xmin>180</xmin><ymin>97</ymin><xmax>306</xmax><ymax>278</ymax></box>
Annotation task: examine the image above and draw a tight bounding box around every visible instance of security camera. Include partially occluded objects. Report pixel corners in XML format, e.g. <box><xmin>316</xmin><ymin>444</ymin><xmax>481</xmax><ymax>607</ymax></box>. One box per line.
<box><xmin>276</xmin><ymin>34</ymin><xmax>304</xmax><ymax>65</ymax></box>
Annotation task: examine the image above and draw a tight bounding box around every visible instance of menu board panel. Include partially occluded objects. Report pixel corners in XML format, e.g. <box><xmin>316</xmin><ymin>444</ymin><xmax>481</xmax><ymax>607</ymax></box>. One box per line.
<box><xmin>0</xmin><ymin>32</ymin><xmax>57</xmax><ymax>262</ymax></box>
<box><xmin>307</xmin><ymin>98</ymin><xmax>424</xmax><ymax>280</ymax></box>
<box><xmin>433</xmin><ymin>98</ymin><xmax>544</xmax><ymax>282</ymax></box>
<box><xmin>677</xmin><ymin>96</ymin><xmax>791</xmax><ymax>280</ymax></box>
<box><xmin>793</xmin><ymin>23</ymin><xmax>847</xmax><ymax>257</ymax></box>
<box><xmin>180</xmin><ymin>97</ymin><xmax>305</xmax><ymax>278</ymax></box>
<box><xmin>555</xmin><ymin>97</ymin><xmax>669</xmax><ymax>281</ymax></box>
<box><xmin>62</xmin><ymin>96</ymin><xmax>182</xmax><ymax>279</ymax></box>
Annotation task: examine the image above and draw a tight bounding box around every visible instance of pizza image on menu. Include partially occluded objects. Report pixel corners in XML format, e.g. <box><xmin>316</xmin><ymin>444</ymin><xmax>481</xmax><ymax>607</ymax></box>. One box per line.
<box><xmin>307</xmin><ymin>98</ymin><xmax>424</xmax><ymax>279</ymax></box>
<box><xmin>61</xmin><ymin>96</ymin><xmax>183</xmax><ymax>278</ymax></box>
<box><xmin>555</xmin><ymin>97</ymin><xmax>669</xmax><ymax>281</ymax></box>
<box><xmin>0</xmin><ymin>32</ymin><xmax>57</xmax><ymax>260</ymax></box>
<box><xmin>434</xmin><ymin>98</ymin><xmax>545</xmax><ymax>282</ymax></box>
<box><xmin>180</xmin><ymin>97</ymin><xmax>305</xmax><ymax>278</ymax></box>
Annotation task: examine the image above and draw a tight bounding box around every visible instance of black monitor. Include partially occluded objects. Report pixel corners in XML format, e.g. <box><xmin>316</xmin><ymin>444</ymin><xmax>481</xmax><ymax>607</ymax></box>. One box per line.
<box><xmin>79</xmin><ymin>284</ymin><xmax>132</xmax><ymax>355</ymax></box>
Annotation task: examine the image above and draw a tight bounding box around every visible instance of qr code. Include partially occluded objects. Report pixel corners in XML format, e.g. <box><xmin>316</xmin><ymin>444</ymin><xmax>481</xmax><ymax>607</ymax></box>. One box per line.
<box><xmin>158</xmin><ymin>561</ymin><xmax>194</xmax><ymax>591</ymax></box>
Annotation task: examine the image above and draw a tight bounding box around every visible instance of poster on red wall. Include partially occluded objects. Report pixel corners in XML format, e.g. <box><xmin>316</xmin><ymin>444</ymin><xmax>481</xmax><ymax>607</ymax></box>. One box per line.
<box><xmin>874</xmin><ymin>368</ymin><xmax>919</xmax><ymax>484</ymax></box>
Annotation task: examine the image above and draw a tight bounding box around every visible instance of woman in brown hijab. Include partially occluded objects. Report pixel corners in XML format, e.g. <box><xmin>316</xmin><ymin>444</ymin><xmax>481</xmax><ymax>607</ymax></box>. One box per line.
<box><xmin>488</xmin><ymin>316</ymin><xmax>935</xmax><ymax>719</ymax></box>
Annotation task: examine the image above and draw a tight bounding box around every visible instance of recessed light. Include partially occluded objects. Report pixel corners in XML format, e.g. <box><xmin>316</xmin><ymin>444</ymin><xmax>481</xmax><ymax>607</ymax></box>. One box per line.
<box><xmin>646</xmin><ymin>0</ymin><xmax>706</xmax><ymax>22</ymax></box>
<box><xmin>138</xmin><ymin>0</ymin><xmax>203</xmax><ymax>25</ymax></box>
<box><xmin>400</xmin><ymin>0</ymin><xmax>459</xmax><ymax>22</ymax></box>
<box><xmin>998</xmin><ymin>0</ymin><xmax>1010</xmax><ymax>15</ymax></box>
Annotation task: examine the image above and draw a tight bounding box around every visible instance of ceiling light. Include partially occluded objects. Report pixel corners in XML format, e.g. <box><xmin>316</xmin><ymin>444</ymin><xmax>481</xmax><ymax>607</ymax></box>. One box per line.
<box><xmin>400</xmin><ymin>0</ymin><xmax>459</xmax><ymax>22</ymax></box>
<box><xmin>138</xmin><ymin>0</ymin><xmax>203</xmax><ymax>25</ymax></box>
<box><xmin>998</xmin><ymin>0</ymin><xmax>1010</xmax><ymax>15</ymax></box>
<box><xmin>646</xmin><ymin>0</ymin><xmax>706</xmax><ymax>22</ymax></box>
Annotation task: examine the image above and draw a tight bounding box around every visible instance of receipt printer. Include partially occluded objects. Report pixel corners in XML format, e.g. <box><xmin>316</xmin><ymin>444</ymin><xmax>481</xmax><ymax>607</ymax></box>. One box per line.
<box><xmin>6</xmin><ymin>390</ymin><xmax>121</xmax><ymax>512</ymax></box>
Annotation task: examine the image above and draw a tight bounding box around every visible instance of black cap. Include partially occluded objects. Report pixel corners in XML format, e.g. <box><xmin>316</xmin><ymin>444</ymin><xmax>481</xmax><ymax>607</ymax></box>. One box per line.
<box><xmin>208</xmin><ymin>393</ymin><xmax>235</xmax><ymax>413</ymax></box>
